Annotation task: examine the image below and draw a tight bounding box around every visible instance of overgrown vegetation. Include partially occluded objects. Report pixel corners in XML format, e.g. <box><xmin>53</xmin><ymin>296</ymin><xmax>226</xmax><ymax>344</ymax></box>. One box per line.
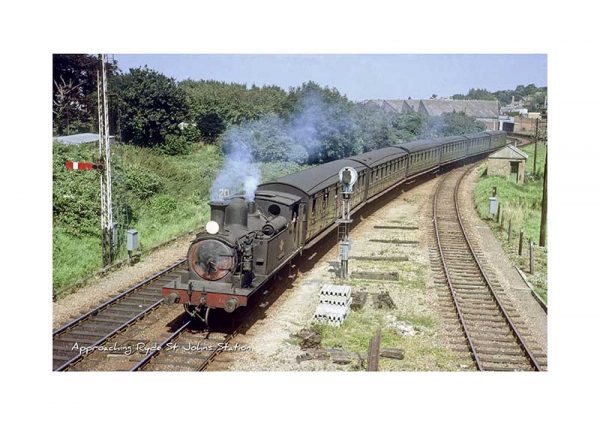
<box><xmin>473</xmin><ymin>143</ymin><xmax>548</xmax><ymax>302</ymax></box>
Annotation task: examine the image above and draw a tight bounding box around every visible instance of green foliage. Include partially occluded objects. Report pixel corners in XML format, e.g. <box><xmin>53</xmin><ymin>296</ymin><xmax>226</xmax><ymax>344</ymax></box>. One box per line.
<box><xmin>52</xmin><ymin>54</ymin><xmax>118</xmax><ymax>135</ymax></box>
<box><xmin>53</xmin><ymin>142</ymin><xmax>101</xmax><ymax>236</ymax></box>
<box><xmin>425</xmin><ymin>111</ymin><xmax>485</xmax><ymax>137</ymax></box>
<box><xmin>222</xmin><ymin>114</ymin><xmax>308</xmax><ymax>163</ymax></box>
<box><xmin>114</xmin><ymin>67</ymin><xmax>188</xmax><ymax>146</ymax></box>
<box><xmin>122</xmin><ymin>166</ymin><xmax>162</xmax><ymax>199</ymax></box>
<box><xmin>150</xmin><ymin>195</ymin><xmax>177</xmax><ymax>216</ymax></box>
<box><xmin>180</xmin><ymin>80</ymin><xmax>288</xmax><ymax>142</ymax></box>
<box><xmin>451</xmin><ymin>88</ymin><xmax>497</xmax><ymax>101</ymax></box>
<box><xmin>157</xmin><ymin>133</ymin><xmax>193</xmax><ymax>156</ymax></box>
<box><xmin>452</xmin><ymin>84</ymin><xmax>547</xmax><ymax>111</ymax></box>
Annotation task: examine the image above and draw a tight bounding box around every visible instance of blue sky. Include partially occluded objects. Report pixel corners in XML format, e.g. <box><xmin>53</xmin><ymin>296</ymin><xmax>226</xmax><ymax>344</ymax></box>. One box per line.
<box><xmin>114</xmin><ymin>54</ymin><xmax>547</xmax><ymax>101</ymax></box>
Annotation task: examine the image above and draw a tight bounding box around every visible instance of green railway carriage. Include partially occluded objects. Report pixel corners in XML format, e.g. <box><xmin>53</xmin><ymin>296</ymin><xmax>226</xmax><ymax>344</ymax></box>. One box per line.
<box><xmin>163</xmin><ymin>131</ymin><xmax>508</xmax><ymax>317</ymax></box>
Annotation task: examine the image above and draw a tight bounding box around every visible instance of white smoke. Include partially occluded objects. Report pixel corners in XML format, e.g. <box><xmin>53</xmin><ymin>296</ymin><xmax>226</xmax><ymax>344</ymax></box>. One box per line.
<box><xmin>210</xmin><ymin>89</ymin><xmax>356</xmax><ymax>201</ymax></box>
<box><xmin>210</xmin><ymin>139</ymin><xmax>261</xmax><ymax>202</ymax></box>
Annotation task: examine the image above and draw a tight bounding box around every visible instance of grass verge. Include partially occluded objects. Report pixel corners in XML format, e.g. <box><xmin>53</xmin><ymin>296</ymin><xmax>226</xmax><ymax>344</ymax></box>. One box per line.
<box><xmin>473</xmin><ymin>142</ymin><xmax>547</xmax><ymax>303</ymax></box>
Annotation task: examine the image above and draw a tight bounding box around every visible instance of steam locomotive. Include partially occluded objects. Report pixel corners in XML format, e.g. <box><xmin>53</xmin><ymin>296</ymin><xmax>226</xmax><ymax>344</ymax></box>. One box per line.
<box><xmin>162</xmin><ymin>131</ymin><xmax>506</xmax><ymax>322</ymax></box>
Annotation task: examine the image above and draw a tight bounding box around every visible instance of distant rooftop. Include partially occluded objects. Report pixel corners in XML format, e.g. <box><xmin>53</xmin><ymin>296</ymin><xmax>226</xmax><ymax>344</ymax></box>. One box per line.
<box><xmin>54</xmin><ymin>133</ymin><xmax>100</xmax><ymax>145</ymax></box>
<box><xmin>489</xmin><ymin>144</ymin><xmax>528</xmax><ymax>160</ymax></box>
<box><xmin>366</xmin><ymin>98</ymin><xmax>500</xmax><ymax>118</ymax></box>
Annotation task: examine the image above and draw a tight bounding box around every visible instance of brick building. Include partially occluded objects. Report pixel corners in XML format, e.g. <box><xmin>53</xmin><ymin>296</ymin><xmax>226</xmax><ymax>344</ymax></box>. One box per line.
<box><xmin>487</xmin><ymin>144</ymin><xmax>528</xmax><ymax>184</ymax></box>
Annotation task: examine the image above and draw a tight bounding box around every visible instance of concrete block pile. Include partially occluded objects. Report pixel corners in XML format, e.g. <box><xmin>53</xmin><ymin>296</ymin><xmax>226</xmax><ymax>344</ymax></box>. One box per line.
<box><xmin>313</xmin><ymin>284</ymin><xmax>352</xmax><ymax>326</ymax></box>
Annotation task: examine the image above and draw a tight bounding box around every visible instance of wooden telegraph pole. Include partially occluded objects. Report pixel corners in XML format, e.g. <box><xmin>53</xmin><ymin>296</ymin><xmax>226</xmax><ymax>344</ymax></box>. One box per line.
<box><xmin>539</xmin><ymin>150</ymin><xmax>548</xmax><ymax>247</ymax></box>
<box><xmin>533</xmin><ymin>118</ymin><xmax>539</xmax><ymax>175</ymax></box>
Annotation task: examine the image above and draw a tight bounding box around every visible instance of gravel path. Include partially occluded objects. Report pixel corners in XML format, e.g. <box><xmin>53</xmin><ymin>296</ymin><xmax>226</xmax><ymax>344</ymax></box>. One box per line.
<box><xmin>53</xmin><ymin>232</ymin><xmax>194</xmax><ymax>329</ymax></box>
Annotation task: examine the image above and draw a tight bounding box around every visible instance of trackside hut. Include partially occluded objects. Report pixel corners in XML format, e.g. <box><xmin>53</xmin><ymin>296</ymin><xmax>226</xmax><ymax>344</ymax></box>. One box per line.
<box><xmin>487</xmin><ymin>144</ymin><xmax>528</xmax><ymax>184</ymax></box>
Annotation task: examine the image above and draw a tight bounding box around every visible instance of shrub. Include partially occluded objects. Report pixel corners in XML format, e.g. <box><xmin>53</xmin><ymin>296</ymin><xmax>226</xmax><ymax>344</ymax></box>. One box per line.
<box><xmin>122</xmin><ymin>167</ymin><xmax>162</xmax><ymax>199</ymax></box>
<box><xmin>151</xmin><ymin>195</ymin><xmax>177</xmax><ymax>215</ymax></box>
<box><xmin>158</xmin><ymin>134</ymin><xmax>192</xmax><ymax>156</ymax></box>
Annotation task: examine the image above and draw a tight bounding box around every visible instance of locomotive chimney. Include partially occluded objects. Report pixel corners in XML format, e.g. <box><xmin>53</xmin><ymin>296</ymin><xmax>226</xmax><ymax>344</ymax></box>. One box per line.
<box><xmin>224</xmin><ymin>198</ymin><xmax>248</xmax><ymax>228</ymax></box>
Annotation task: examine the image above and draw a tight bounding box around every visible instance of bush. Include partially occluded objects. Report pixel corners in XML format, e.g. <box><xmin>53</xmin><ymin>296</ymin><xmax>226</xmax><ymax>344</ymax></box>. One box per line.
<box><xmin>158</xmin><ymin>134</ymin><xmax>192</xmax><ymax>156</ymax></box>
<box><xmin>181</xmin><ymin>124</ymin><xmax>202</xmax><ymax>144</ymax></box>
<box><xmin>151</xmin><ymin>195</ymin><xmax>177</xmax><ymax>216</ymax></box>
<box><xmin>53</xmin><ymin>142</ymin><xmax>101</xmax><ymax>236</ymax></box>
<box><xmin>122</xmin><ymin>167</ymin><xmax>163</xmax><ymax>199</ymax></box>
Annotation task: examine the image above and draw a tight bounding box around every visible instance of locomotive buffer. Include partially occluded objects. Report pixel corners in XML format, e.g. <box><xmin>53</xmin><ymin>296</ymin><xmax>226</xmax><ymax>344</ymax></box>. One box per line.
<box><xmin>336</xmin><ymin>167</ymin><xmax>358</xmax><ymax>279</ymax></box>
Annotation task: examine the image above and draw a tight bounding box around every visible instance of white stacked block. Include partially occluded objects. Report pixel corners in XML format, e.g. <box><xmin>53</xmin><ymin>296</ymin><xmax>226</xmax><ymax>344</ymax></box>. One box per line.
<box><xmin>313</xmin><ymin>284</ymin><xmax>352</xmax><ymax>326</ymax></box>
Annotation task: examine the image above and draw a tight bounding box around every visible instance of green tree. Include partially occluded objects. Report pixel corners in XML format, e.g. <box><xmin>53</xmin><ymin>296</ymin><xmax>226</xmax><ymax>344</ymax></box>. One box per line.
<box><xmin>180</xmin><ymin>80</ymin><xmax>287</xmax><ymax>142</ymax></box>
<box><xmin>426</xmin><ymin>111</ymin><xmax>485</xmax><ymax>137</ymax></box>
<box><xmin>114</xmin><ymin>67</ymin><xmax>188</xmax><ymax>146</ymax></box>
<box><xmin>52</xmin><ymin>54</ymin><xmax>118</xmax><ymax>135</ymax></box>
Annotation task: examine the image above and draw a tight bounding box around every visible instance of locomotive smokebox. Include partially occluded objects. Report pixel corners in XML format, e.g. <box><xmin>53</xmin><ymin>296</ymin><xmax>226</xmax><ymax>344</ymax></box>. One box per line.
<box><xmin>224</xmin><ymin>198</ymin><xmax>248</xmax><ymax>228</ymax></box>
<box><xmin>209</xmin><ymin>201</ymin><xmax>229</xmax><ymax>229</ymax></box>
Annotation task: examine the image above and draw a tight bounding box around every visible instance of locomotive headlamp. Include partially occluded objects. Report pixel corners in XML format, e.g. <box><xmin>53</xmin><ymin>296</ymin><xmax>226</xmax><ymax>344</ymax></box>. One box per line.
<box><xmin>205</xmin><ymin>220</ymin><xmax>220</xmax><ymax>235</ymax></box>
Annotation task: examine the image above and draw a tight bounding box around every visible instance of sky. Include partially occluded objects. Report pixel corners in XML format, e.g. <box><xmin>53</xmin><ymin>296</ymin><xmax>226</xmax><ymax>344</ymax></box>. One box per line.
<box><xmin>114</xmin><ymin>54</ymin><xmax>547</xmax><ymax>101</ymax></box>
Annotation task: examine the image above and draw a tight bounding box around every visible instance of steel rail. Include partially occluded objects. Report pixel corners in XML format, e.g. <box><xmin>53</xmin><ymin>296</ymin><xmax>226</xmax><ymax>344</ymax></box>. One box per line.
<box><xmin>53</xmin><ymin>258</ymin><xmax>186</xmax><ymax>337</ymax></box>
<box><xmin>432</xmin><ymin>168</ymin><xmax>484</xmax><ymax>370</ymax></box>
<box><xmin>54</xmin><ymin>299</ymin><xmax>164</xmax><ymax>371</ymax></box>
<box><xmin>454</xmin><ymin>166</ymin><xmax>541</xmax><ymax>371</ymax></box>
<box><xmin>130</xmin><ymin>319</ymin><xmax>192</xmax><ymax>371</ymax></box>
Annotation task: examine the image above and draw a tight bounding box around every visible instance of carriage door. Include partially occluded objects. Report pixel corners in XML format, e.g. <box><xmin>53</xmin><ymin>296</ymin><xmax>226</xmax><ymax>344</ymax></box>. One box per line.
<box><xmin>296</xmin><ymin>203</ymin><xmax>306</xmax><ymax>246</ymax></box>
<box><xmin>291</xmin><ymin>204</ymin><xmax>300</xmax><ymax>247</ymax></box>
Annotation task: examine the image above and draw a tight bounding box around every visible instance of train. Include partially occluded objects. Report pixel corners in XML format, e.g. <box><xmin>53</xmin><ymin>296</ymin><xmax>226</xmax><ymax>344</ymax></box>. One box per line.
<box><xmin>162</xmin><ymin>130</ymin><xmax>507</xmax><ymax>323</ymax></box>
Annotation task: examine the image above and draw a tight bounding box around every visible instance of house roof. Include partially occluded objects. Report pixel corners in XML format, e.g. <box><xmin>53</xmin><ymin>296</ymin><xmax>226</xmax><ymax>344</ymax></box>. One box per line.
<box><xmin>488</xmin><ymin>144</ymin><xmax>528</xmax><ymax>160</ymax></box>
<box><xmin>53</xmin><ymin>133</ymin><xmax>100</xmax><ymax>145</ymax></box>
<box><xmin>419</xmin><ymin>99</ymin><xmax>499</xmax><ymax>118</ymax></box>
<box><xmin>382</xmin><ymin>100</ymin><xmax>410</xmax><ymax>114</ymax></box>
<box><xmin>366</xmin><ymin>99</ymin><xmax>499</xmax><ymax>118</ymax></box>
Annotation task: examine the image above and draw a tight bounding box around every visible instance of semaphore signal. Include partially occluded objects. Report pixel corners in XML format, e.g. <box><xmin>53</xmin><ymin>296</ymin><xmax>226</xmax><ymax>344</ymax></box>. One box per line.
<box><xmin>65</xmin><ymin>160</ymin><xmax>101</xmax><ymax>171</ymax></box>
<box><xmin>64</xmin><ymin>54</ymin><xmax>115</xmax><ymax>266</ymax></box>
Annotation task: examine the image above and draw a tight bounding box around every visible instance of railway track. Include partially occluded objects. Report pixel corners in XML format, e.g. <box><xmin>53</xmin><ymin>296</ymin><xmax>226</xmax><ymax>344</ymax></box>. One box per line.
<box><xmin>431</xmin><ymin>165</ymin><xmax>547</xmax><ymax>371</ymax></box>
<box><xmin>52</xmin><ymin>258</ymin><xmax>187</xmax><ymax>371</ymax></box>
<box><xmin>130</xmin><ymin>321</ymin><xmax>235</xmax><ymax>371</ymax></box>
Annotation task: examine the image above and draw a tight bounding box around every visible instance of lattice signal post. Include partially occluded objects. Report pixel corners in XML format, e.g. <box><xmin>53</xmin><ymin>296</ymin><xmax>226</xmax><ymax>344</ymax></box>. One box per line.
<box><xmin>336</xmin><ymin>167</ymin><xmax>358</xmax><ymax>280</ymax></box>
<box><xmin>97</xmin><ymin>54</ymin><xmax>114</xmax><ymax>266</ymax></box>
<box><xmin>65</xmin><ymin>54</ymin><xmax>115</xmax><ymax>266</ymax></box>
